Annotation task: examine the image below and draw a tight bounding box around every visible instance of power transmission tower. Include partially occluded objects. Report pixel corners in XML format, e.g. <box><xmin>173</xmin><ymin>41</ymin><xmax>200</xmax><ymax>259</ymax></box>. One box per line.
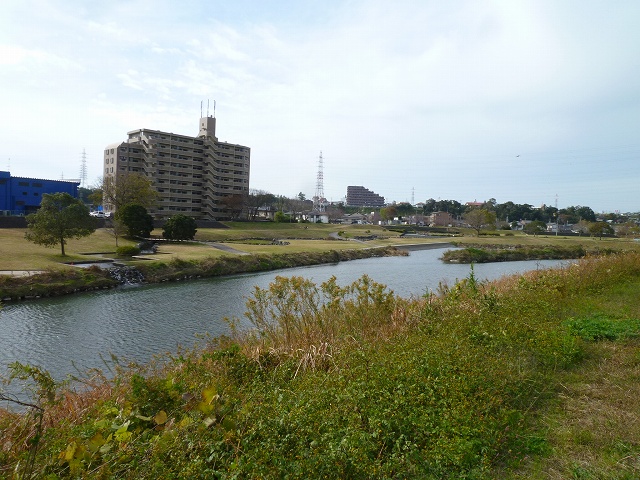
<box><xmin>79</xmin><ymin>148</ymin><xmax>88</xmax><ymax>188</ymax></box>
<box><xmin>313</xmin><ymin>151</ymin><xmax>325</xmax><ymax>212</ymax></box>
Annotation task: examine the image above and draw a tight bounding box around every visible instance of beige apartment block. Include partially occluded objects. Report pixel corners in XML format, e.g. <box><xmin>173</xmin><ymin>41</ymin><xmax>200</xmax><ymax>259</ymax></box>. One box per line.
<box><xmin>103</xmin><ymin>116</ymin><xmax>250</xmax><ymax>221</ymax></box>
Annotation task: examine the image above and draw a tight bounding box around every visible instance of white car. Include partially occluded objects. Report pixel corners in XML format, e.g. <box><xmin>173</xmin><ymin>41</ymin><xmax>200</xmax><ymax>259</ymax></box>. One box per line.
<box><xmin>90</xmin><ymin>211</ymin><xmax>106</xmax><ymax>218</ymax></box>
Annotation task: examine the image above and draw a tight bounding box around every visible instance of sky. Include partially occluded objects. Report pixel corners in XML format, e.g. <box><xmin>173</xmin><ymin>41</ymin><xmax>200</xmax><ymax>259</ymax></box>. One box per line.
<box><xmin>1</xmin><ymin>0</ymin><xmax>639</xmax><ymax>213</ymax></box>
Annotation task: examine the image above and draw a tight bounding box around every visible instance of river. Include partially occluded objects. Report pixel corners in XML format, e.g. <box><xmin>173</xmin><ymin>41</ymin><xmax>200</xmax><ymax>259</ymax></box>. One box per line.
<box><xmin>0</xmin><ymin>248</ymin><xmax>567</xmax><ymax>392</ymax></box>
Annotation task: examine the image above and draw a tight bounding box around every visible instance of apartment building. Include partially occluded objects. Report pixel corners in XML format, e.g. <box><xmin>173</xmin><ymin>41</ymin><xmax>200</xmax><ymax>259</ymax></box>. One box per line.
<box><xmin>104</xmin><ymin>116</ymin><xmax>250</xmax><ymax>220</ymax></box>
<box><xmin>346</xmin><ymin>185</ymin><xmax>385</xmax><ymax>207</ymax></box>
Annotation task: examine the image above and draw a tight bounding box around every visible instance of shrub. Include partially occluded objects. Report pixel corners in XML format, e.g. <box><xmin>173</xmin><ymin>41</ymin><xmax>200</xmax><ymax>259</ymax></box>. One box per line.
<box><xmin>163</xmin><ymin>214</ymin><xmax>197</xmax><ymax>240</ymax></box>
<box><xmin>116</xmin><ymin>245</ymin><xmax>141</xmax><ymax>256</ymax></box>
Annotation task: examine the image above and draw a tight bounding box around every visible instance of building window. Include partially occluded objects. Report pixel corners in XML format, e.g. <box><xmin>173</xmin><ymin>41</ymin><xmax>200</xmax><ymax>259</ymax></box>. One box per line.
<box><xmin>18</xmin><ymin>181</ymin><xmax>29</xmax><ymax>186</ymax></box>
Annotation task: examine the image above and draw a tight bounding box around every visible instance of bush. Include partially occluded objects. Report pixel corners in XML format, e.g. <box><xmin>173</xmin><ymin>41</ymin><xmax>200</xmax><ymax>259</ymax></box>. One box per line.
<box><xmin>163</xmin><ymin>214</ymin><xmax>197</xmax><ymax>240</ymax></box>
<box><xmin>116</xmin><ymin>245</ymin><xmax>141</xmax><ymax>256</ymax></box>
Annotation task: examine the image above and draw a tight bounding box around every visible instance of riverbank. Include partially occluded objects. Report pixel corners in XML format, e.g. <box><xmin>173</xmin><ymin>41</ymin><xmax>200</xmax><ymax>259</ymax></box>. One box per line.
<box><xmin>0</xmin><ymin>246</ymin><xmax>407</xmax><ymax>302</ymax></box>
<box><xmin>442</xmin><ymin>244</ymin><xmax>591</xmax><ymax>263</ymax></box>
<box><xmin>2</xmin><ymin>251</ymin><xmax>639</xmax><ymax>478</ymax></box>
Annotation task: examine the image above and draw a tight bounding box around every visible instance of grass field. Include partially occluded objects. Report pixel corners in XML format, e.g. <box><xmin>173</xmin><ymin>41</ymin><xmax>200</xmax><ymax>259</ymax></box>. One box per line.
<box><xmin>1</xmin><ymin>223</ymin><xmax>638</xmax><ymax>271</ymax></box>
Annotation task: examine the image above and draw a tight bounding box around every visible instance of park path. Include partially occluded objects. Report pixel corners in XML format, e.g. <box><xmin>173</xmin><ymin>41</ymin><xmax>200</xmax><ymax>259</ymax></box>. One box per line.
<box><xmin>200</xmin><ymin>242</ymin><xmax>251</xmax><ymax>255</ymax></box>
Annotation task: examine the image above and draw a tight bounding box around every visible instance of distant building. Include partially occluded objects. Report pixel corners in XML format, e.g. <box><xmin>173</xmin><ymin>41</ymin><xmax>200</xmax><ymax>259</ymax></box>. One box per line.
<box><xmin>0</xmin><ymin>171</ymin><xmax>79</xmax><ymax>216</ymax></box>
<box><xmin>104</xmin><ymin>116</ymin><xmax>250</xmax><ymax>220</ymax></box>
<box><xmin>427</xmin><ymin>211</ymin><xmax>454</xmax><ymax>227</ymax></box>
<box><xmin>346</xmin><ymin>186</ymin><xmax>385</xmax><ymax>207</ymax></box>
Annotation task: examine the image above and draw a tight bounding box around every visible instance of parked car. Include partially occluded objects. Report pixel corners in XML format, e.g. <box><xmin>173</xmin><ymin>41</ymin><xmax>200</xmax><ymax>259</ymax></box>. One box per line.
<box><xmin>90</xmin><ymin>211</ymin><xmax>105</xmax><ymax>218</ymax></box>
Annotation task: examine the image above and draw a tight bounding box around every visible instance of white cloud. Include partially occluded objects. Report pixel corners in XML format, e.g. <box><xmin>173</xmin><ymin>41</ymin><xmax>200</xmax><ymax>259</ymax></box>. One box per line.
<box><xmin>1</xmin><ymin>0</ymin><xmax>639</xmax><ymax>211</ymax></box>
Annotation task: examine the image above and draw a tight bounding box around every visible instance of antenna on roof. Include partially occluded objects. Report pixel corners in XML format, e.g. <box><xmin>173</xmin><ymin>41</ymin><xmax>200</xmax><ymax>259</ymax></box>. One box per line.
<box><xmin>200</xmin><ymin>100</ymin><xmax>203</xmax><ymax>118</ymax></box>
<box><xmin>207</xmin><ymin>100</ymin><xmax>209</xmax><ymax>117</ymax></box>
<box><xmin>213</xmin><ymin>100</ymin><xmax>216</xmax><ymax>118</ymax></box>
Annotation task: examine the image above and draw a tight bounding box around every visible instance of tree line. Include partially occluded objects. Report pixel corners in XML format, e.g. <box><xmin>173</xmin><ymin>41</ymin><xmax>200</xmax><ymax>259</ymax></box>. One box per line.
<box><xmin>27</xmin><ymin>173</ymin><xmax>637</xmax><ymax>256</ymax></box>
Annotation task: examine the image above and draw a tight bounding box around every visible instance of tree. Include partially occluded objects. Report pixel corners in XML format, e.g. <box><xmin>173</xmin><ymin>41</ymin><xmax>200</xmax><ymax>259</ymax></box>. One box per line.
<box><xmin>163</xmin><ymin>214</ymin><xmax>197</xmax><ymax>240</ymax></box>
<box><xmin>101</xmin><ymin>173</ymin><xmax>158</xmax><ymax>213</ymax></box>
<box><xmin>105</xmin><ymin>217</ymin><xmax>127</xmax><ymax>247</ymax></box>
<box><xmin>219</xmin><ymin>193</ymin><xmax>246</xmax><ymax>220</ymax></box>
<box><xmin>395</xmin><ymin>202</ymin><xmax>415</xmax><ymax>217</ymax></box>
<box><xmin>463</xmin><ymin>208</ymin><xmax>496</xmax><ymax>235</ymax></box>
<box><xmin>380</xmin><ymin>206</ymin><xmax>398</xmax><ymax>222</ymax></box>
<box><xmin>246</xmin><ymin>189</ymin><xmax>276</xmax><ymax>221</ymax></box>
<box><xmin>116</xmin><ymin>204</ymin><xmax>154</xmax><ymax>238</ymax></box>
<box><xmin>617</xmin><ymin>221</ymin><xmax>640</xmax><ymax>238</ymax></box>
<box><xmin>523</xmin><ymin>220</ymin><xmax>547</xmax><ymax>236</ymax></box>
<box><xmin>588</xmin><ymin>221</ymin><xmax>615</xmax><ymax>239</ymax></box>
<box><xmin>274</xmin><ymin>211</ymin><xmax>289</xmax><ymax>223</ymax></box>
<box><xmin>573</xmin><ymin>219</ymin><xmax>591</xmax><ymax>236</ymax></box>
<box><xmin>423</xmin><ymin>199</ymin><xmax>464</xmax><ymax>217</ymax></box>
<box><xmin>561</xmin><ymin>205</ymin><xmax>596</xmax><ymax>223</ymax></box>
<box><xmin>25</xmin><ymin>192</ymin><xmax>96</xmax><ymax>256</ymax></box>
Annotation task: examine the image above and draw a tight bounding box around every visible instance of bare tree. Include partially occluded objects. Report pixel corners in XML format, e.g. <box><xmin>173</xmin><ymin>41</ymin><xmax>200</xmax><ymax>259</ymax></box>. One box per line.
<box><xmin>246</xmin><ymin>189</ymin><xmax>276</xmax><ymax>220</ymax></box>
<box><xmin>219</xmin><ymin>193</ymin><xmax>246</xmax><ymax>220</ymax></box>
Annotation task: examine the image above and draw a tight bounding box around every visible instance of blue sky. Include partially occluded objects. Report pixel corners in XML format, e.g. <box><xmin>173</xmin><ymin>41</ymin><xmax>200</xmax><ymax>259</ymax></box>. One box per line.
<box><xmin>2</xmin><ymin>0</ymin><xmax>639</xmax><ymax>212</ymax></box>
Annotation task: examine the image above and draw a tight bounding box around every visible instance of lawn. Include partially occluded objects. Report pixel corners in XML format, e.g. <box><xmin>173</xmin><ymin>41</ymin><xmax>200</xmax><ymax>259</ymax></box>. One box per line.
<box><xmin>1</xmin><ymin>223</ymin><xmax>638</xmax><ymax>271</ymax></box>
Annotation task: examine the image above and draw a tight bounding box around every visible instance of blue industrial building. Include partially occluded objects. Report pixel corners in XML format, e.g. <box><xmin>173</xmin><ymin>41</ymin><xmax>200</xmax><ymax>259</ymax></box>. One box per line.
<box><xmin>0</xmin><ymin>171</ymin><xmax>80</xmax><ymax>215</ymax></box>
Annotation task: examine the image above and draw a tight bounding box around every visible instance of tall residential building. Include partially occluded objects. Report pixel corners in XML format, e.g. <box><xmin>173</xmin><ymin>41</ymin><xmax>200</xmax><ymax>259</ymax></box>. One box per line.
<box><xmin>104</xmin><ymin>116</ymin><xmax>250</xmax><ymax>221</ymax></box>
<box><xmin>346</xmin><ymin>185</ymin><xmax>385</xmax><ymax>207</ymax></box>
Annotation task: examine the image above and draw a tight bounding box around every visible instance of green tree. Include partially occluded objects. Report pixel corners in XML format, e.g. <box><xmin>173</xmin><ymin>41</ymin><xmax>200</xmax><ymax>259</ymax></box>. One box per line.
<box><xmin>274</xmin><ymin>211</ymin><xmax>289</xmax><ymax>223</ymax></box>
<box><xmin>395</xmin><ymin>202</ymin><xmax>415</xmax><ymax>217</ymax></box>
<box><xmin>116</xmin><ymin>204</ymin><xmax>154</xmax><ymax>238</ymax></box>
<box><xmin>380</xmin><ymin>206</ymin><xmax>398</xmax><ymax>222</ymax></box>
<box><xmin>423</xmin><ymin>198</ymin><xmax>465</xmax><ymax>217</ymax></box>
<box><xmin>101</xmin><ymin>173</ymin><xmax>158</xmax><ymax>214</ymax></box>
<box><xmin>523</xmin><ymin>220</ymin><xmax>547</xmax><ymax>236</ymax></box>
<box><xmin>163</xmin><ymin>214</ymin><xmax>197</xmax><ymax>240</ymax></box>
<box><xmin>463</xmin><ymin>208</ymin><xmax>497</xmax><ymax>235</ymax></box>
<box><xmin>561</xmin><ymin>205</ymin><xmax>596</xmax><ymax>223</ymax></box>
<box><xmin>24</xmin><ymin>192</ymin><xmax>96</xmax><ymax>256</ymax></box>
<box><xmin>588</xmin><ymin>221</ymin><xmax>615</xmax><ymax>239</ymax></box>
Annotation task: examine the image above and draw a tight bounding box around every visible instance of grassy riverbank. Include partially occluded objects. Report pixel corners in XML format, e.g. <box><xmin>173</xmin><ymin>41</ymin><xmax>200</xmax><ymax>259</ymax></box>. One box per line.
<box><xmin>1</xmin><ymin>221</ymin><xmax>638</xmax><ymax>300</ymax></box>
<box><xmin>2</xmin><ymin>252</ymin><xmax>640</xmax><ymax>478</ymax></box>
<box><xmin>0</xmin><ymin>247</ymin><xmax>406</xmax><ymax>301</ymax></box>
<box><xmin>442</xmin><ymin>244</ymin><xmax>590</xmax><ymax>263</ymax></box>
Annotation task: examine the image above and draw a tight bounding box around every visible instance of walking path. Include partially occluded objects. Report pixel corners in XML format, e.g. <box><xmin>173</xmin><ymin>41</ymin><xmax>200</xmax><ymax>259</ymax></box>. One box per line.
<box><xmin>200</xmin><ymin>242</ymin><xmax>251</xmax><ymax>255</ymax></box>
